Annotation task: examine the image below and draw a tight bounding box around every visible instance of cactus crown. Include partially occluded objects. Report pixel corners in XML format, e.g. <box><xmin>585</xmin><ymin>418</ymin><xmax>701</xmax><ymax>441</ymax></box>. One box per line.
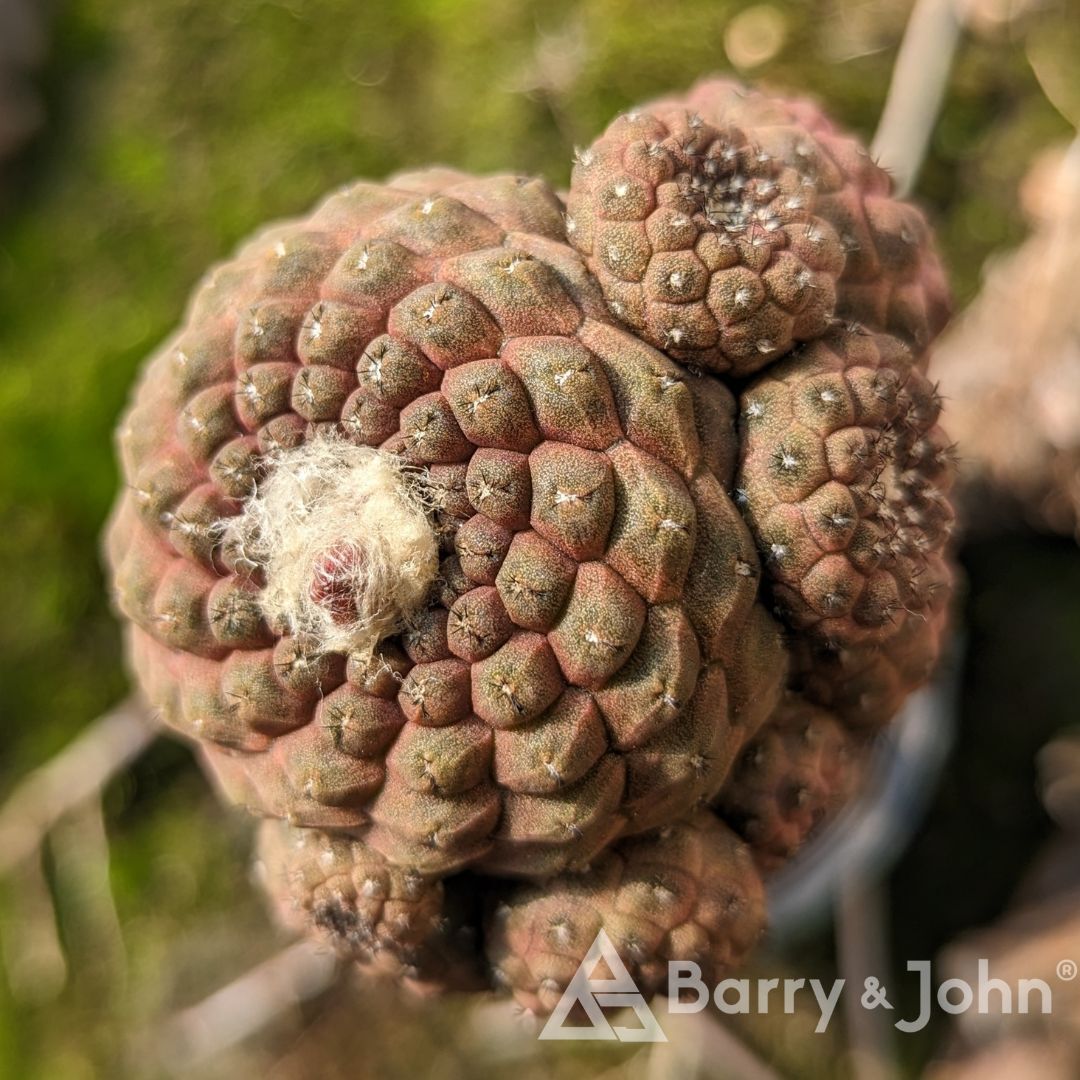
<box><xmin>224</xmin><ymin>437</ymin><xmax>439</xmax><ymax>661</ymax></box>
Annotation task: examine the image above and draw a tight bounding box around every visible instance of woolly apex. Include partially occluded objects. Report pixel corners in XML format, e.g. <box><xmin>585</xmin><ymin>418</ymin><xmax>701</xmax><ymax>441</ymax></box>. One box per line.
<box><xmin>224</xmin><ymin>436</ymin><xmax>439</xmax><ymax>661</ymax></box>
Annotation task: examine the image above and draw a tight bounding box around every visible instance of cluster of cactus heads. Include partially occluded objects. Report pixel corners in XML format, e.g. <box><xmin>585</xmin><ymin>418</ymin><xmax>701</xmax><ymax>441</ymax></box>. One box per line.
<box><xmin>106</xmin><ymin>78</ymin><xmax>955</xmax><ymax>1012</ymax></box>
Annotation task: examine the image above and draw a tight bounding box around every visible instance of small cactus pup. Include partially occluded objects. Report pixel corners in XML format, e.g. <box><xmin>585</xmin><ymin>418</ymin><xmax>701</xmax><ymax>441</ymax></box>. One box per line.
<box><xmin>105</xmin><ymin>81</ymin><xmax>958</xmax><ymax>1011</ymax></box>
<box><xmin>486</xmin><ymin>811</ymin><xmax>766</xmax><ymax>1015</ymax></box>
<box><xmin>718</xmin><ymin>696</ymin><xmax>863</xmax><ymax>873</ymax></box>
<box><xmin>565</xmin><ymin>78</ymin><xmax>950</xmax><ymax>374</ymax></box>
<box><xmin>256</xmin><ymin>818</ymin><xmax>486</xmax><ymax>994</ymax></box>
<box><xmin>736</xmin><ymin>327</ymin><xmax>954</xmax><ymax>729</ymax></box>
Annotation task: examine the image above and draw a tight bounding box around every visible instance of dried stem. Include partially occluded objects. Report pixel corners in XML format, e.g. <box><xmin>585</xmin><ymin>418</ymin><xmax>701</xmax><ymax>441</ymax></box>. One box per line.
<box><xmin>0</xmin><ymin>696</ymin><xmax>157</xmax><ymax>877</ymax></box>
<box><xmin>49</xmin><ymin>795</ymin><xmax>128</xmax><ymax>985</ymax></box>
<box><xmin>0</xmin><ymin>846</ymin><xmax>67</xmax><ymax>1003</ymax></box>
<box><xmin>837</xmin><ymin>875</ymin><xmax>899</xmax><ymax>1080</ymax></box>
<box><xmin>157</xmin><ymin>940</ymin><xmax>339</xmax><ymax>1072</ymax></box>
<box><xmin>872</xmin><ymin>0</ymin><xmax>965</xmax><ymax>196</ymax></box>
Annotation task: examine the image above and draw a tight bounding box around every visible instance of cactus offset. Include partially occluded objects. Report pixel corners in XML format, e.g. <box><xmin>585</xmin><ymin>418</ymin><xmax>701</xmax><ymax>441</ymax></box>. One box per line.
<box><xmin>486</xmin><ymin>811</ymin><xmax>766</xmax><ymax>1014</ymax></box>
<box><xmin>256</xmin><ymin>819</ymin><xmax>484</xmax><ymax>992</ymax></box>
<box><xmin>735</xmin><ymin>328</ymin><xmax>953</xmax><ymax>727</ymax></box>
<box><xmin>565</xmin><ymin>79</ymin><xmax>950</xmax><ymax>375</ymax></box>
<box><xmin>718</xmin><ymin>696</ymin><xmax>863</xmax><ymax>872</ymax></box>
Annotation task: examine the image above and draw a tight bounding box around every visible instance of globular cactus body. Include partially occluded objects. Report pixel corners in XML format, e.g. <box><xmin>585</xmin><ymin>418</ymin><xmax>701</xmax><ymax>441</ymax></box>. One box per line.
<box><xmin>565</xmin><ymin>80</ymin><xmax>950</xmax><ymax>375</ymax></box>
<box><xmin>718</xmin><ymin>696</ymin><xmax>863</xmax><ymax>873</ymax></box>
<box><xmin>487</xmin><ymin>812</ymin><xmax>766</xmax><ymax>1014</ymax></box>
<box><xmin>108</xmin><ymin>168</ymin><xmax>785</xmax><ymax>885</ymax></box>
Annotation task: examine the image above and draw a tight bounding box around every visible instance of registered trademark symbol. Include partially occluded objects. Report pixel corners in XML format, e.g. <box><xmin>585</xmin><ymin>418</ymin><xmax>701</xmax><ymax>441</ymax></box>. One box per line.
<box><xmin>1058</xmin><ymin>959</ymin><xmax>1077</xmax><ymax>981</ymax></box>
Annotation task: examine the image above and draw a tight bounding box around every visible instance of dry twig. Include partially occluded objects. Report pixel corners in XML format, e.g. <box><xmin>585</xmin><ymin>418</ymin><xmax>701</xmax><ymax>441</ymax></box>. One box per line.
<box><xmin>0</xmin><ymin>845</ymin><xmax>67</xmax><ymax>1002</ymax></box>
<box><xmin>157</xmin><ymin>940</ymin><xmax>339</xmax><ymax>1072</ymax></box>
<box><xmin>0</xmin><ymin>695</ymin><xmax>157</xmax><ymax>877</ymax></box>
<box><xmin>872</xmin><ymin>0</ymin><xmax>965</xmax><ymax>195</ymax></box>
<box><xmin>838</xmin><ymin>877</ymin><xmax>899</xmax><ymax>1080</ymax></box>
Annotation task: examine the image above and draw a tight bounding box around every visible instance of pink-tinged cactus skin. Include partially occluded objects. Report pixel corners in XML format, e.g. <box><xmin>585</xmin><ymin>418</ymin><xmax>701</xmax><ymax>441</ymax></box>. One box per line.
<box><xmin>107</xmin><ymin>168</ymin><xmax>785</xmax><ymax>881</ymax></box>
<box><xmin>106</xmin><ymin>79</ymin><xmax>956</xmax><ymax>1008</ymax></box>
<box><xmin>718</xmin><ymin>695</ymin><xmax>863</xmax><ymax>873</ymax></box>
<box><xmin>735</xmin><ymin>328</ymin><xmax>954</xmax><ymax>725</ymax></box>
<box><xmin>486</xmin><ymin>811</ymin><xmax>766</xmax><ymax>1014</ymax></box>
<box><xmin>565</xmin><ymin>79</ymin><xmax>950</xmax><ymax>374</ymax></box>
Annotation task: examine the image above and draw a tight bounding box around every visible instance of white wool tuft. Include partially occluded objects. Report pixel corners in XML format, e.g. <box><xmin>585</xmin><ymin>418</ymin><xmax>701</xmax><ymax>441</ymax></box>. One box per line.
<box><xmin>225</xmin><ymin>436</ymin><xmax>439</xmax><ymax>660</ymax></box>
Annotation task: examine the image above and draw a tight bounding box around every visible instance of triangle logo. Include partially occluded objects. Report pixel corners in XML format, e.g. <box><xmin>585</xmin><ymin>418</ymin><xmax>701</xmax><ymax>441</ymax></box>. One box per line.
<box><xmin>539</xmin><ymin>929</ymin><xmax>667</xmax><ymax>1042</ymax></box>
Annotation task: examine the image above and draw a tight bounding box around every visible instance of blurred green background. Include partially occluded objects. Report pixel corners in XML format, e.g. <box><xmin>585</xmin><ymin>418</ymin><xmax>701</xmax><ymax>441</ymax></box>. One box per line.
<box><xmin>0</xmin><ymin>0</ymin><xmax>1078</xmax><ymax>1076</ymax></box>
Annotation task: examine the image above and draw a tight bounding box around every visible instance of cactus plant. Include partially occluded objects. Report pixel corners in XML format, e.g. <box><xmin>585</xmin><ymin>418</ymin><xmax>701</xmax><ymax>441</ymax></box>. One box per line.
<box><xmin>106</xmin><ymin>79</ymin><xmax>955</xmax><ymax>1010</ymax></box>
